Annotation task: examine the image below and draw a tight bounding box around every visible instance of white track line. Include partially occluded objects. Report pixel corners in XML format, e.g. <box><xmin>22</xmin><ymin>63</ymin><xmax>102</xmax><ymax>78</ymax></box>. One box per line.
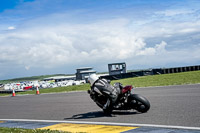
<box><xmin>0</xmin><ymin>119</ymin><xmax>200</xmax><ymax>130</ymax></box>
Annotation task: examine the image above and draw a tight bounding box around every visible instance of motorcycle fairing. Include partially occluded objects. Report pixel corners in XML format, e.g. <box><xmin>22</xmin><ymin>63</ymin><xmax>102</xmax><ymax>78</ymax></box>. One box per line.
<box><xmin>122</xmin><ymin>85</ymin><xmax>132</xmax><ymax>94</ymax></box>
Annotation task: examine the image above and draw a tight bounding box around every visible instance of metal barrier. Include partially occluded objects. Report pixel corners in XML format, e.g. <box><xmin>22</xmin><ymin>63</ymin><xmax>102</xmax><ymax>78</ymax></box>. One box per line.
<box><xmin>101</xmin><ymin>65</ymin><xmax>200</xmax><ymax>80</ymax></box>
<box><xmin>0</xmin><ymin>90</ymin><xmax>25</xmax><ymax>94</ymax></box>
<box><xmin>163</xmin><ymin>65</ymin><xmax>200</xmax><ymax>74</ymax></box>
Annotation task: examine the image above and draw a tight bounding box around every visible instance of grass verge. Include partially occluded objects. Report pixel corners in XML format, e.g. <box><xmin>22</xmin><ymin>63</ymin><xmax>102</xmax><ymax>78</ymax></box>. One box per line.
<box><xmin>113</xmin><ymin>70</ymin><xmax>200</xmax><ymax>87</ymax></box>
<box><xmin>0</xmin><ymin>127</ymin><xmax>70</xmax><ymax>133</ymax></box>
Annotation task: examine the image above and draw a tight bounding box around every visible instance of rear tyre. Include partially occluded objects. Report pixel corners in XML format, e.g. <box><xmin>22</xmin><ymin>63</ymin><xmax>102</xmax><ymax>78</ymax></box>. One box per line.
<box><xmin>129</xmin><ymin>94</ymin><xmax>150</xmax><ymax>113</ymax></box>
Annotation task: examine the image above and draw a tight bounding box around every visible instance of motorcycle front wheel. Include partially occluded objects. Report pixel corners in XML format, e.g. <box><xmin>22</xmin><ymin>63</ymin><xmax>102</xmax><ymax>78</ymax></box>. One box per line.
<box><xmin>129</xmin><ymin>94</ymin><xmax>150</xmax><ymax>113</ymax></box>
<box><xmin>103</xmin><ymin>108</ymin><xmax>112</xmax><ymax>114</ymax></box>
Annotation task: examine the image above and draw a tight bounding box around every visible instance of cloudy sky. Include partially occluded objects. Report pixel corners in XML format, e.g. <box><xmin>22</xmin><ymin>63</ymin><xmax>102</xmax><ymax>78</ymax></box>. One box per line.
<box><xmin>0</xmin><ymin>0</ymin><xmax>200</xmax><ymax>80</ymax></box>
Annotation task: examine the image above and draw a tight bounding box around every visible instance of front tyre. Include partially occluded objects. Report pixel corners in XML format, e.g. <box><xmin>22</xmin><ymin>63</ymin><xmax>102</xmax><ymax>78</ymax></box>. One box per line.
<box><xmin>103</xmin><ymin>103</ymin><xmax>113</xmax><ymax>114</ymax></box>
<box><xmin>103</xmin><ymin>108</ymin><xmax>112</xmax><ymax>114</ymax></box>
<box><xmin>129</xmin><ymin>94</ymin><xmax>150</xmax><ymax>113</ymax></box>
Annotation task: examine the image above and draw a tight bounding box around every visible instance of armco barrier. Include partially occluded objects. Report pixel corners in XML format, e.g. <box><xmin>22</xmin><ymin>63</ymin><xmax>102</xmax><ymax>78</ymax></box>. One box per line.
<box><xmin>101</xmin><ymin>65</ymin><xmax>200</xmax><ymax>80</ymax></box>
<box><xmin>163</xmin><ymin>65</ymin><xmax>200</xmax><ymax>74</ymax></box>
<box><xmin>0</xmin><ymin>90</ymin><xmax>25</xmax><ymax>94</ymax></box>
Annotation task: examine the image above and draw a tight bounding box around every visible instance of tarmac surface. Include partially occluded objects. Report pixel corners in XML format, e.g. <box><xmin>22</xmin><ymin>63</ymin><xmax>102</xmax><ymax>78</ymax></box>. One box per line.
<box><xmin>0</xmin><ymin>84</ymin><xmax>200</xmax><ymax>132</ymax></box>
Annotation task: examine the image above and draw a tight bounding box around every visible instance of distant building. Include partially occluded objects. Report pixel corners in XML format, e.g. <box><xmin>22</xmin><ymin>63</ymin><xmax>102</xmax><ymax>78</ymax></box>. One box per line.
<box><xmin>43</xmin><ymin>76</ymin><xmax>76</xmax><ymax>82</ymax></box>
<box><xmin>108</xmin><ymin>62</ymin><xmax>127</xmax><ymax>75</ymax></box>
<box><xmin>76</xmin><ymin>67</ymin><xmax>96</xmax><ymax>80</ymax></box>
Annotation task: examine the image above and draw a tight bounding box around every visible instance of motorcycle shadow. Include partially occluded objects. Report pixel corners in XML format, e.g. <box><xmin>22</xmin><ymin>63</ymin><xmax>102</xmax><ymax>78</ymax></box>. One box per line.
<box><xmin>64</xmin><ymin>110</ymin><xmax>140</xmax><ymax>120</ymax></box>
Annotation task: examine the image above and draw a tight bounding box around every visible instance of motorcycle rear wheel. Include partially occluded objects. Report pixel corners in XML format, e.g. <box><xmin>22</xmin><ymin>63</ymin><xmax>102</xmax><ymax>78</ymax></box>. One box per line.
<box><xmin>129</xmin><ymin>94</ymin><xmax>150</xmax><ymax>113</ymax></box>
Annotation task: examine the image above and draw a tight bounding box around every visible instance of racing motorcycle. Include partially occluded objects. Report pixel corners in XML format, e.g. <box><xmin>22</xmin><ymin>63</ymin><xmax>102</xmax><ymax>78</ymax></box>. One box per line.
<box><xmin>88</xmin><ymin>82</ymin><xmax>150</xmax><ymax>114</ymax></box>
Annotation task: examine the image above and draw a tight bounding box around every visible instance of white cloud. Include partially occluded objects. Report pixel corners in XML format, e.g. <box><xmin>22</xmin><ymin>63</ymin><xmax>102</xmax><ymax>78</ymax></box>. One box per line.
<box><xmin>136</xmin><ymin>41</ymin><xmax>167</xmax><ymax>56</ymax></box>
<box><xmin>155</xmin><ymin>9</ymin><xmax>194</xmax><ymax>16</ymax></box>
<box><xmin>134</xmin><ymin>20</ymin><xmax>200</xmax><ymax>39</ymax></box>
<box><xmin>0</xmin><ymin>18</ymin><xmax>169</xmax><ymax>70</ymax></box>
<box><xmin>25</xmin><ymin>66</ymin><xmax>30</xmax><ymax>70</ymax></box>
<box><xmin>1</xmin><ymin>8</ymin><xmax>200</xmax><ymax>78</ymax></box>
<box><xmin>8</xmin><ymin>26</ymin><xmax>16</xmax><ymax>30</ymax></box>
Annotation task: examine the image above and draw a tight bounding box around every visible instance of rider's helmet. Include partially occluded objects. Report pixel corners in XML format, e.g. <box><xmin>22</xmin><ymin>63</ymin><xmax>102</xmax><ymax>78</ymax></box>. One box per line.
<box><xmin>88</xmin><ymin>74</ymin><xmax>99</xmax><ymax>86</ymax></box>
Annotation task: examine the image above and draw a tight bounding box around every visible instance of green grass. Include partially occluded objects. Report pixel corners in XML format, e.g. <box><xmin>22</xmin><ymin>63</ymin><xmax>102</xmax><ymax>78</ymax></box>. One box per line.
<box><xmin>0</xmin><ymin>71</ymin><xmax>200</xmax><ymax>97</ymax></box>
<box><xmin>0</xmin><ymin>127</ymin><xmax>70</xmax><ymax>133</ymax></box>
<box><xmin>112</xmin><ymin>70</ymin><xmax>200</xmax><ymax>87</ymax></box>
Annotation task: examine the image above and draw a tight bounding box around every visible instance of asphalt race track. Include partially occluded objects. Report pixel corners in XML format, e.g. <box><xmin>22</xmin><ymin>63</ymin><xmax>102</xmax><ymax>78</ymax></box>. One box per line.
<box><xmin>0</xmin><ymin>84</ymin><xmax>200</xmax><ymax>129</ymax></box>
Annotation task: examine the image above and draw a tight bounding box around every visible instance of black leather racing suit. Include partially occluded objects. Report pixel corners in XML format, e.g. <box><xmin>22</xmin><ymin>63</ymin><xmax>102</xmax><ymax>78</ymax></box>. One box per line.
<box><xmin>91</xmin><ymin>78</ymin><xmax>119</xmax><ymax>109</ymax></box>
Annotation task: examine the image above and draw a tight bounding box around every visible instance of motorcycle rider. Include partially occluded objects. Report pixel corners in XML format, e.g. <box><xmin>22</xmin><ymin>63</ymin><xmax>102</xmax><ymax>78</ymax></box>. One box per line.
<box><xmin>88</xmin><ymin>74</ymin><xmax>120</xmax><ymax>109</ymax></box>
